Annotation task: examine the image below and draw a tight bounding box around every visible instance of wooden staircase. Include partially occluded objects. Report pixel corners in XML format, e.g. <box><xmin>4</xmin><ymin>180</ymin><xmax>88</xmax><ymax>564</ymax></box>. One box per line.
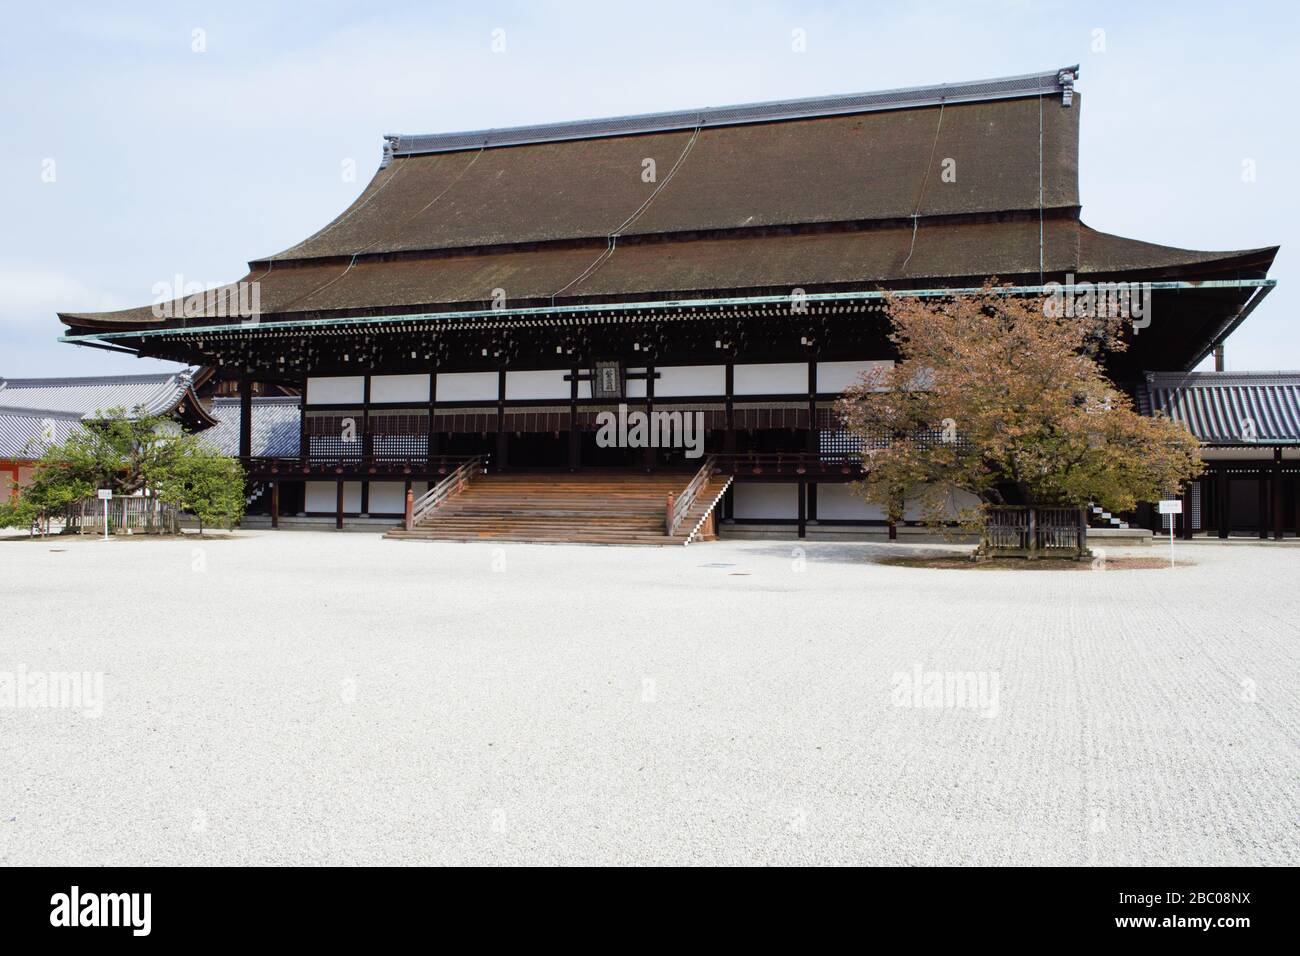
<box><xmin>385</xmin><ymin>471</ymin><xmax>726</xmax><ymax>546</ymax></box>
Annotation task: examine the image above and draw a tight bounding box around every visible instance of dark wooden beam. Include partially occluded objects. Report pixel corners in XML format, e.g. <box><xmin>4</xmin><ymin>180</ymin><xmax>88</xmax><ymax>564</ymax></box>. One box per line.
<box><xmin>643</xmin><ymin>362</ymin><xmax>655</xmax><ymax>472</ymax></box>
<box><xmin>1258</xmin><ymin>469</ymin><xmax>1268</xmax><ymax>540</ymax></box>
<box><xmin>495</xmin><ymin>368</ymin><xmax>508</xmax><ymax>469</ymax></box>
<box><xmin>797</xmin><ymin>479</ymin><xmax>806</xmax><ymax>538</ymax></box>
<box><xmin>1217</xmin><ymin>467</ymin><xmax>1229</xmax><ymax>539</ymax></box>
<box><xmin>568</xmin><ymin>362</ymin><xmax>580</xmax><ymax>471</ymax></box>
<box><xmin>238</xmin><ymin>378</ymin><xmax>253</xmax><ymax>460</ymax></box>
<box><xmin>270</xmin><ymin>481</ymin><xmax>280</xmax><ymax>529</ymax></box>
<box><xmin>299</xmin><ymin>376</ymin><xmax>310</xmax><ymax>459</ymax></box>
<box><xmin>1273</xmin><ymin>448</ymin><xmax>1284</xmax><ymax>540</ymax></box>
<box><xmin>427</xmin><ymin>372</ymin><xmax>438</xmax><ymax>459</ymax></box>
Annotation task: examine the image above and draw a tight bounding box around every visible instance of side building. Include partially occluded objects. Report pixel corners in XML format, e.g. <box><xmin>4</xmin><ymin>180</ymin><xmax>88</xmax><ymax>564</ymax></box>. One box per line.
<box><xmin>0</xmin><ymin>370</ymin><xmax>214</xmax><ymax>500</ymax></box>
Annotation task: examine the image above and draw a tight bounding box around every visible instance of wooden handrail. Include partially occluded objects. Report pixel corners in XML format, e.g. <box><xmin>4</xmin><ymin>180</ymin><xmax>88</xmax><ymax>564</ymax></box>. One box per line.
<box><xmin>407</xmin><ymin>456</ymin><xmax>485</xmax><ymax>530</ymax></box>
<box><xmin>711</xmin><ymin>452</ymin><xmax>863</xmax><ymax>475</ymax></box>
<box><xmin>667</xmin><ymin>455</ymin><xmax>717</xmax><ymax>536</ymax></box>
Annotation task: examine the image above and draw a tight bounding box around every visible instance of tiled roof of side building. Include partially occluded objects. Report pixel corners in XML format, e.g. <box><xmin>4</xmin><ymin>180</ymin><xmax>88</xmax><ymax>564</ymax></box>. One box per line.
<box><xmin>203</xmin><ymin>396</ymin><xmax>302</xmax><ymax>457</ymax></box>
<box><xmin>1145</xmin><ymin>371</ymin><xmax>1300</xmax><ymax>446</ymax></box>
<box><xmin>0</xmin><ymin>408</ymin><xmax>85</xmax><ymax>460</ymax></box>
<box><xmin>0</xmin><ymin>370</ymin><xmax>211</xmax><ymax>422</ymax></box>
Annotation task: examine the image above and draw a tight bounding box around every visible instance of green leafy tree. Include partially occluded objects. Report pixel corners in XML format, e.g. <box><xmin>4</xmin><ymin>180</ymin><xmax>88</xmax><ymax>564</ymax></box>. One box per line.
<box><xmin>152</xmin><ymin>440</ymin><xmax>246</xmax><ymax>534</ymax></box>
<box><xmin>837</xmin><ymin>282</ymin><xmax>1203</xmax><ymax>528</ymax></box>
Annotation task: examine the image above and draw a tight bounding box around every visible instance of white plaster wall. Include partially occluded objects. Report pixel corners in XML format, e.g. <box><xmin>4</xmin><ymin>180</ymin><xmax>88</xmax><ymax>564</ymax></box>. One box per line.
<box><xmin>816</xmin><ymin>360</ymin><xmax>893</xmax><ymax>394</ymax></box>
<box><xmin>733</xmin><ymin>362</ymin><xmax>807</xmax><ymax>395</ymax></box>
<box><xmin>306</xmin><ymin>481</ymin><xmax>363</xmax><ymax>513</ymax></box>
<box><xmin>655</xmin><ymin>365</ymin><xmax>725</xmax><ymax>397</ymax></box>
<box><xmin>370</xmin><ymin>374</ymin><xmax>429</xmax><ymax>403</ymax></box>
<box><xmin>505</xmin><ymin>369</ymin><xmax>570</xmax><ymax>401</ymax></box>
<box><xmin>436</xmin><ymin>371</ymin><xmax>499</xmax><ymax>402</ymax></box>
<box><xmin>625</xmin><ymin>368</ymin><xmax>647</xmax><ymax>399</ymax></box>
<box><xmin>367</xmin><ymin>481</ymin><xmax>429</xmax><ymax>514</ymax></box>
<box><xmin>306</xmin><ymin>376</ymin><xmax>365</xmax><ymax>405</ymax></box>
<box><xmin>815</xmin><ymin>483</ymin><xmax>886</xmax><ymax>520</ymax></box>
<box><xmin>732</xmin><ymin>482</ymin><xmax>798</xmax><ymax>519</ymax></box>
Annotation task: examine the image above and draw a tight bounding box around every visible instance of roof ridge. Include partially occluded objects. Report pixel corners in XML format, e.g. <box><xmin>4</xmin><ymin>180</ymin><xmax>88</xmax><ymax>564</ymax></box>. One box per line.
<box><xmin>385</xmin><ymin>66</ymin><xmax>1079</xmax><ymax>159</ymax></box>
<box><xmin>210</xmin><ymin>395</ymin><xmax>302</xmax><ymax>405</ymax></box>
<box><xmin>0</xmin><ymin>405</ymin><xmax>86</xmax><ymax>418</ymax></box>
<box><xmin>1148</xmin><ymin>370</ymin><xmax>1300</xmax><ymax>381</ymax></box>
<box><xmin>0</xmin><ymin>372</ymin><xmax>183</xmax><ymax>387</ymax></box>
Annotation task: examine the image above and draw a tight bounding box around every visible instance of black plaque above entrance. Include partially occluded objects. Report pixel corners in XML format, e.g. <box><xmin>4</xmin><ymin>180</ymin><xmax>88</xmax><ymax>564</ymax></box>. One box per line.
<box><xmin>593</xmin><ymin>360</ymin><xmax>623</xmax><ymax>400</ymax></box>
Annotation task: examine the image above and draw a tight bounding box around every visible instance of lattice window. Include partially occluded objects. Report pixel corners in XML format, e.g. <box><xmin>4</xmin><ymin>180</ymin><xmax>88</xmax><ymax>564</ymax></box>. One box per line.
<box><xmin>501</xmin><ymin>406</ymin><xmax>570</xmax><ymax>433</ymax></box>
<box><xmin>368</xmin><ymin>408</ymin><xmax>429</xmax><ymax>436</ymax></box>
<box><xmin>372</xmin><ymin>435</ymin><xmax>427</xmax><ymax>458</ymax></box>
<box><xmin>733</xmin><ymin>402</ymin><xmax>809</xmax><ymax>430</ymax></box>
<box><xmin>653</xmin><ymin>403</ymin><xmax>727</xmax><ymax>430</ymax></box>
<box><xmin>432</xmin><ymin>407</ymin><xmax>498</xmax><ymax>434</ymax></box>
<box><xmin>574</xmin><ymin>404</ymin><xmax>645</xmax><ymax>431</ymax></box>
<box><xmin>819</xmin><ymin>428</ymin><xmax>863</xmax><ymax>457</ymax></box>
<box><xmin>306</xmin><ymin>409</ymin><xmax>363</xmax><ymax>459</ymax></box>
<box><xmin>816</xmin><ymin>407</ymin><xmax>846</xmax><ymax>430</ymax></box>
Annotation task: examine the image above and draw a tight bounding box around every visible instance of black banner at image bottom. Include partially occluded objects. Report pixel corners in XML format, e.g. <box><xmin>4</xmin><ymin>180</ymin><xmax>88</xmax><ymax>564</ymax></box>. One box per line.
<box><xmin>0</xmin><ymin>866</ymin><xmax>1284</xmax><ymax>943</ymax></box>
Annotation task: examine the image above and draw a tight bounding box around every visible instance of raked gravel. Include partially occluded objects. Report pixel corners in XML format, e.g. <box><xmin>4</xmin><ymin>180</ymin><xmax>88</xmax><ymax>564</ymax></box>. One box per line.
<box><xmin>0</xmin><ymin>529</ymin><xmax>1295</xmax><ymax>866</ymax></box>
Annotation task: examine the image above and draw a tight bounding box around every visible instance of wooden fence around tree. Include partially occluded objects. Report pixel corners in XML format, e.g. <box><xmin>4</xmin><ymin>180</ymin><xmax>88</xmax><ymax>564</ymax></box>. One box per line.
<box><xmin>64</xmin><ymin>496</ymin><xmax>181</xmax><ymax>535</ymax></box>
<box><xmin>980</xmin><ymin>506</ymin><xmax>1089</xmax><ymax>559</ymax></box>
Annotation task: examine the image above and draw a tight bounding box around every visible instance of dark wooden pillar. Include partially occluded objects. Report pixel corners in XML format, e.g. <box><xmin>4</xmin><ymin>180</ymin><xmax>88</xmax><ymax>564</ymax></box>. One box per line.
<box><xmin>806</xmin><ymin>360</ymin><xmax>818</xmax><ymax>453</ymax></box>
<box><xmin>361</xmin><ymin>375</ymin><xmax>373</xmax><ymax>461</ymax></box>
<box><xmin>335</xmin><ymin>481</ymin><xmax>344</xmax><ymax>530</ymax></box>
<box><xmin>568</xmin><ymin>363</ymin><xmax>580</xmax><ymax>472</ymax></box>
<box><xmin>1180</xmin><ymin>485</ymin><xmax>1193</xmax><ymax>540</ymax></box>
<box><xmin>495</xmin><ymin>369</ymin><xmax>508</xmax><ymax>470</ymax></box>
<box><xmin>1258</xmin><ymin>468</ymin><xmax>1269</xmax><ymax>540</ymax></box>
<box><xmin>426</xmin><ymin>373</ymin><xmax>438</xmax><ymax>465</ymax></box>
<box><xmin>723</xmin><ymin>362</ymin><xmax>736</xmax><ymax>455</ymax></box>
<box><xmin>643</xmin><ymin>362</ymin><xmax>656</xmax><ymax>472</ymax></box>
<box><xmin>1217</xmin><ymin>467</ymin><xmax>1229</xmax><ymax>538</ymax></box>
<box><xmin>807</xmin><ymin>482</ymin><xmax>818</xmax><ymax>524</ymax></box>
<box><xmin>1273</xmin><ymin>448</ymin><xmax>1284</xmax><ymax>540</ymax></box>
<box><xmin>797</xmin><ymin>480</ymin><xmax>807</xmax><ymax>538</ymax></box>
<box><xmin>238</xmin><ymin>378</ymin><xmax>253</xmax><ymax>461</ymax></box>
<box><xmin>270</xmin><ymin>481</ymin><xmax>279</xmax><ymax>529</ymax></box>
<box><xmin>1294</xmin><ymin>473</ymin><xmax>1300</xmax><ymax>539</ymax></box>
<box><xmin>298</xmin><ymin>377</ymin><xmax>310</xmax><ymax>460</ymax></box>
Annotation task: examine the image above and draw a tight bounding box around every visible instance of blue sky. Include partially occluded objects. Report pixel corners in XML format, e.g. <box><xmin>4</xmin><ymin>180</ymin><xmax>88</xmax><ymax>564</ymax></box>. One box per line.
<box><xmin>1</xmin><ymin>0</ymin><xmax>1295</xmax><ymax>376</ymax></box>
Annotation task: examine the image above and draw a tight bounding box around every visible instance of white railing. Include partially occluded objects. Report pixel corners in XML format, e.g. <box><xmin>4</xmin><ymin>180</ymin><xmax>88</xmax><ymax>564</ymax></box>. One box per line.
<box><xmin>405</xmin><ymin>456</ymin><xmax>485</xmax><ymax>530</ymax></box>
<box><xmin>683</xmin><ymin>475</ymin><xmax>733</xmax><ymax>545</ymax></box>
<box><xmin>666</xmin><ymin>455</ymin><xmax>717</xmax><ymax>536</ymax></box>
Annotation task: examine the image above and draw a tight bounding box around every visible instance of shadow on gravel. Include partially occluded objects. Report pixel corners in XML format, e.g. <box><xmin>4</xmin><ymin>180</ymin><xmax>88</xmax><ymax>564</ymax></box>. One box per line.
<box><xmin>877</xmin><ymin>553</ymin><xmax>1195</xmax><ymax>571</ymax></box>
<box><xmin>718</xmin><ymin>541</ymin><xmax>971</xmax><ymax>566</ymax></box>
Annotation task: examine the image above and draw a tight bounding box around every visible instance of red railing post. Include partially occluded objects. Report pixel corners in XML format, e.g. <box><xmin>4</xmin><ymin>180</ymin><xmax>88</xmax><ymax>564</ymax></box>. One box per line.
<box><xmin>404</xmin><ymin>486</ymin><xmax>414</xmax><ymax>531</ymax></box>
<box><xmin>666</xmin><ymin>493</ymin><xmax>675</xmax><ymax>535</ymax></box>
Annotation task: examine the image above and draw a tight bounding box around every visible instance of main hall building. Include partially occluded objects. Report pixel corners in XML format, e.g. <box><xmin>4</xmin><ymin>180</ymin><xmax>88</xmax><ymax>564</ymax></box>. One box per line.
<box><xmin>56</xmin><ymin>67</ymin><xmax>1289</xmax><ymax>542</ymax></box>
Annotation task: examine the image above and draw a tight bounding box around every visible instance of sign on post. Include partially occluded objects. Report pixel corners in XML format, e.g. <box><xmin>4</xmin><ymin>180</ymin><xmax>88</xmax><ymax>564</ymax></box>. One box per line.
<box><xmin>1158</xmin><ymin>499</ymin><xmax>1182</xmax><ymax>568</ymax></box>
<box><xmin>97</xmin><ymin>488</ymin><xmax>113</xmax><ymax>541</ymax></box>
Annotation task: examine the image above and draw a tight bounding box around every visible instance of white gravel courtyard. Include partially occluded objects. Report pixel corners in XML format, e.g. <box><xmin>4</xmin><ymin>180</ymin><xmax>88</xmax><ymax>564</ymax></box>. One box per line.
<box><xmin>1</xmin><ymin>530</ymin><xmax>1296</xmax><ymax>866</ymax></box>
